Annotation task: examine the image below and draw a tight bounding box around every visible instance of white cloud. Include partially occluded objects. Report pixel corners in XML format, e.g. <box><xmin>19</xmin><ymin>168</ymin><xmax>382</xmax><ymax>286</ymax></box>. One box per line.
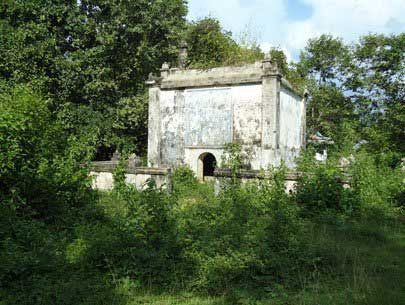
<box><xmin>187</xmin><ymin>0</ymin><xmax>288</xmax><ymax>43</ymax></box>
<box><xmin>284</xmin><ymin>0</ymin><xmax>405</xmax><ymax>53</ymax></box>
<box><xmin>188</xmin><ymin>0</ymin><xmax>405</xmax><ymax>62</ymax></box>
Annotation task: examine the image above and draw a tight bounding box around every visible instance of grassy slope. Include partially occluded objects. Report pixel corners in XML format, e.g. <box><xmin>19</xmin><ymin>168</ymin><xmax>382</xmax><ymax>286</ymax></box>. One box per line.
<box><xmin>3</xmin><ymin>189</ymin><xmax>402</xmax><ymax>305</ymax></box>
<box><xmin>96</xmin><ymin>188</ymin><xmax>405</xmax><ymax>305</ymax></box>
<box><xmin>123</xmin><ymin>220</ymin><xmax>405</xmax><ymax>305</ymax></box>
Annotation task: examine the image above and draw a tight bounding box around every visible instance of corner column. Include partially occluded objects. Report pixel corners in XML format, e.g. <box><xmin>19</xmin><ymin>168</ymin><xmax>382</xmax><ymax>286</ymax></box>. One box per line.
<box><xmin>261</xmin><ymin>55</ymin><xmax>282</xmax><ymax>151</ymax></box>
<box><xmin>147</xmin><ymin>85</ymin><xmax>161</xmax><ymax>167</ymax></box>
<box><xmin>300</xmin><ymin>94</ymin><xmax>307</xmax><ymax>148</ymax></box>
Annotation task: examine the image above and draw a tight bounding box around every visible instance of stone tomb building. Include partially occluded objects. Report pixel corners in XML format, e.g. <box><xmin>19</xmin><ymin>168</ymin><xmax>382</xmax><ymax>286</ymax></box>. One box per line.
<box><xmin>146</xmin><ymin>55</ymin><xmax>306</xmax><ymax>181</ymax></box>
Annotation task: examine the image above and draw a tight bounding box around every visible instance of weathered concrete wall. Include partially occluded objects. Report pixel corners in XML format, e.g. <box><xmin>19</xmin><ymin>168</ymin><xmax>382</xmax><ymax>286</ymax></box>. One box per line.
<box><xmin>232</xmin><ymin>85</ymin><xmax>262</xmax><ymax>145</ymax></box>
<box><xmin>91</xmin><ymin>172</ymin><xmax>170</xmax><ymax>191</ymax></box>
<box><xmin>231</xmin><ymin>84</ymin><xmax>263</xmax><ymax>169</ymax></box>
<box><xmin>184</xmin><ymin>88</ymin><xmax>232</xmax><ymax>146</ymax></box>
<box><xmin>159</xmin><ymin>90</ymin><xmax>185</xmax><ymax>166</ymax></box>
<box><xmin>280</xmin><ymin>86</ymin><xmax>302</xmax><ymax>149</ymax></box>
<box><xmin>158</xmin><ymin>84</ymin><xmax>265</xmax><ymax>172</ymax></box>
<box><xmin>213</xmin><ymin>169</ymin><xmax>301</xmax><ymax>193</ymax></box>
<box><xmin>91</xmin><ymin>171</ymin><xmax>114</xmax><ymax>190</ymax></box>
<box><xmin>279</xmin><ymin>85</ymin><xmax>303</xmax><ymax>167</ymax></box>
<box><xmin>159</xmin><ymin>62</ymin><xmax>264</xmax><ymax>89</ymax></box>
<box><xmin>147</xmin><ymin>87</ymin><xmax>161</xmax><ymax>167</ymax></box>
<box><xmin>90</xmin><ymin>163</ymin><xmax>171</xmax><ymax>191</ymax></box>
<box><xmin>147</xmin><ymin>58</ymin><xmax>305</xmax><ymax>175</ymax></box>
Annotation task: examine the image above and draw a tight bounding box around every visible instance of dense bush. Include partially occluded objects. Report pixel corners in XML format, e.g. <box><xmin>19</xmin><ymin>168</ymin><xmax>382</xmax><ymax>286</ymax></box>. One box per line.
<box><xmin>1</xmin><ymin>101</ymin><xmax>403</xmax><ymax>304</ymax></box>
<box><xmin>173</xmin><ymin>169</ymin><xmax>308</xmax><ymax>294</ymax></box>
<box><xmin>172</xmin><ymin>166</ymin><xmax>198</xmax><ymax>193</ymax></box>
<box><xmin>348</xmin><ymin>153</ymin><xmax>404</xmax><ymax>218</ymax></box>
<box><xmin>295</xmin><ymin>163</ymin><xmax>359</xmax><ymax>217</ymax></box>
<box><xmin>294</xmin><ymin>149</ymin><xmax>404</xmax><ymax>223</ymax></box>
<box><xmin>0</xmin><ymin>87</ymin><xmax>101</xmax><ymax>304</ymax></box>
<box><xmin>0</xmin><ymin>86</ymin><xmax>97</xmax><ymax>215</ymax></box>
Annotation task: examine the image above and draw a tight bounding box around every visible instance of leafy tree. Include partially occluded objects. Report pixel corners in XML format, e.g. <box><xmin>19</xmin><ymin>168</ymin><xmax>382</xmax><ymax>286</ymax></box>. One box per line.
<box><xmin>0</xmin><ymin>86</ymin><xmax>97</xmax><ymax>216</ymax></box>
<box><xmin>185</xmin><ymin>17</ymin><xmax>263</xmax><ymax>68</ymax></box>
<box><xmin>306</xmin><ymin>85</ymin><xmax>356</xmax><ymax>142</ymax></box>
<box><xmin>0</xmin><ymin>0</ymin><xmax>188</xmax><ymax>157</ymax></box>
<box><xmin>268</xmin><ymin>47</ymin><xmax>289</xmax><ymax>76</ymax></box>
<box><xmin>346</xmin><ymin>33</ymin><xmax>405</xmax><ymax>152</ymax></box>
<box><xmin>297</xmin><ymin>35</ymin><xmax>356</xmax><ymax>144</ymax></box>
<box><xmin>298</xmin><ymin>33</ymin><xmax>404</xmax><ymax>153</ymax></box>
<box><xmin>298</xmin><ymin>34</ymin><xmax>350</xmax><ymax>86</ymax></box>
<box><xmin>0</xmin><ymin>0</ymin><xmax>76</xmax><ymax>93</ymax></box>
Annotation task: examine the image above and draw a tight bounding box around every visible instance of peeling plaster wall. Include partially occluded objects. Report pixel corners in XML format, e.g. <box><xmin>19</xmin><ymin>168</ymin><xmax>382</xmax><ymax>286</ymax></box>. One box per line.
<box><xmin>279</xmin><ymin>86</ymin><xmax>303</xmax><ymax>167</ymax></box>
<box><xmin>90</xmin><ymin>171</ymin><xmax>114</xmax><ymax>190</ymax></box>
<box><xmin>147</xmin><ymin>87</ymin><xmax>161</xmax><ymax>167</ymax></box>
<box><xmin>90</xmin><ymin>171</ymin><xmax>169</xmax><ymax>191</ymax></box>
<box><xmin>166</xmin><ymin>85</ymin><xmax>264</xmax><ymax>171</ymax></box>
<box><xmin>232</xmin><ymin>85</ymin><xmax>262</xmax><ymax>145</ymax></box>
<box><xmin>160</xmin><ymin>90</ymin><xmax>184</xmax><ymax>166</ymax></box>
<box><xmin>184</xmin><ymin>88</ymin><xmax>232</xmax><ymax>146</ymax></box>
<box><xmin>147</xmin><ymin>64</ymin><xmax>305</xmax><ymax>174</ymax></box>
<box><xmin>232</xmin><ymin>85</ymin><xmax>262</xmax><ymax>169</ymax></box>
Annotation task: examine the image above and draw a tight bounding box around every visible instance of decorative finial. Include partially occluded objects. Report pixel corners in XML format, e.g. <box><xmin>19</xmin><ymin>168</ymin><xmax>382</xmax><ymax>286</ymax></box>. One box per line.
<box><xmin>178</xmin><ymin>41</ymin><xmax>188</xmax><ymax>69</ymax></box>
<box><xmin>111</xmin><ymin>150</ymin><xmax>121</xmax><ymax>161</ymax></box>
<box><xmin>262</xmin><ymin>52</ymin><xmax>273</xmax><ymax>70</ymax></box>
<box><xmin>264</xmin><ymin>52</ymin><xmax>272</xmax><ymax>61</ymax></box>
<box><xmin>160</xmin><ymin>62</ymin><xmax>170</xmax><ymax>78</ymax></box>
<box><xmin>161</xmin><ymin>62</ymin><xmax>170</xmax><ymax>70</ymax></box>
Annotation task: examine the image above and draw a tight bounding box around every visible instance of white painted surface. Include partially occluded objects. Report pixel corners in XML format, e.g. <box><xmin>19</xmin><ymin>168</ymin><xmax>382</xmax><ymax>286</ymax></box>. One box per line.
<box><xmin>184</xmin><ymin>88</ymin><xmax>232</xmax><ymax>146</ymax></box>
<box><xmin>279</xmin><ymin>87</ymin><xmax>302</xmax><ymax>150</ymax></box>
<box><xmin>90</xmin><ymin>172</ymin><xmax>169</xmax><ymax>191</ymax></box>
<box><xmin>160</xmin><ymin>90</ymin><xmax>184</xmax><ymax>165</ymax></box>
<box><xmin>279</xmin><ymin>86</ymin><xmax>303</xmax><ymax>167</ymax></box>
<box><xmin>90</xmin><ymin>171</ymin><xmax>114</xmax><ymax>190</ymax></box>
<box><xmin>149</xmin><ymin>76</ymin><xmax>304</xmax><ymax>173</ymax></box>
<box><xmin>232</xmin><ymin>85</ymin><xmax>262</xmax><ymax>145</ymax></box>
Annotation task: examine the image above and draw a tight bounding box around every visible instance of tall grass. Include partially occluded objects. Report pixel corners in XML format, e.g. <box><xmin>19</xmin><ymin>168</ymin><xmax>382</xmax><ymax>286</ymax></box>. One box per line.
<box><xmin>1</xmin><ymin>151</ymin><xmax>403</xmax><ymax>304</ymax></box>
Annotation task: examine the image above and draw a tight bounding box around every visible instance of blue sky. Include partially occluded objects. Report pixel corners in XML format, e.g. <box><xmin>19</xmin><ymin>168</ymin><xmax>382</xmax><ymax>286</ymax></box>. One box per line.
<box><xmin>187</xmin><ymin>0</ymin><xmax>405</xmax><ymax>62</ymax></box>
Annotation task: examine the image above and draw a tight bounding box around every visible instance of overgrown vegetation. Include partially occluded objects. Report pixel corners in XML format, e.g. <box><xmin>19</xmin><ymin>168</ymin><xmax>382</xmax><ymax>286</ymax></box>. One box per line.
<box><xmin>1</xmin><ymin>112</ymin><xmax>404</xmax><ymax>303</ymax></box>
<box><xmin>0</xmin><ymin>1</ymin><xmax>404</xmax><ymax>304</ymax></box>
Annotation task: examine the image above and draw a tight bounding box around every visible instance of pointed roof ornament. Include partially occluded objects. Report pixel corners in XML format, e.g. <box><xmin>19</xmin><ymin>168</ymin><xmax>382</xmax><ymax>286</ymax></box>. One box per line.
<box><xmin>264</xmin><ymin>52</ymin><xmax>272</xmax><ymax>62</ymax></box>
<box><xmin>178</xmin><ymin>41</ymin><xmax>188</xmax><ymax>69</ymax></box>
<box><xmin>160</xmin><ymin>62</ymin><xmax>170</xmax><ymax>77</ymax></box>
<box><xmin>262</xmin><ymin>52</ymin><xmax>278</xmax><ymax>73</ymax></box>
<box><xmin>161</xmin><ymin>62</ymin><xmax>170</xmax><ymax>70</ymax></box>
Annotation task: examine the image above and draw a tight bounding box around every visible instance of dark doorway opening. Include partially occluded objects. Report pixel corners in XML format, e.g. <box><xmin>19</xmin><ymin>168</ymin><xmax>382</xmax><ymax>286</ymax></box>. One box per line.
<box><xmin>201</xmin><ymin>153</ymin><xmax>216</xmax><ymax>180</ymax></box>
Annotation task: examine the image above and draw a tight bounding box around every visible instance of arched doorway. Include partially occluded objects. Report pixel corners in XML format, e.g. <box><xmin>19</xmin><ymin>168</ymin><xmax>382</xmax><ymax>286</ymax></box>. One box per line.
<box><xmin>198</xmin><ymin>153</ymin><xmax>217</xmax><ymax>181</ymax></box>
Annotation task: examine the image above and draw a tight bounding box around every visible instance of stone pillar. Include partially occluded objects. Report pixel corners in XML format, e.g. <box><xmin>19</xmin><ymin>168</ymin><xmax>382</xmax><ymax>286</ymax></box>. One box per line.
<box><xmin>261</xmin><ymin>55</ymin><xmax>281</xmax><ymax>151</ymax></box>
<box><xmin>174</xmin><ymin>90</ymin><xmax>186</xmax><ymax>165</ymax></box>
<box><xmin>178</xmin><ymin>41</ymin><xmax>188</xmax><ymax>69</ymax></box>
<box><xmin>147</xmin><ymin>86</ymin><xmax>161</xmax><ymax>167</ymax></box>
<box><xmin>301</xmin><ymin>90</ymin><xmax>309</xmax><ymax>148</ymax></box>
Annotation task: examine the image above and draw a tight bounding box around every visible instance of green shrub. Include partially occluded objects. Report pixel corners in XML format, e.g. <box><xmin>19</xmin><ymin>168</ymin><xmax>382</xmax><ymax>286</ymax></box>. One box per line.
<box><xmin>295</xmin><ymin>162</ymin><xmax>358</xmax><ymax>217</ymax></box>
<box><xmin>0</xmin><ymin>86</ymin><xmax>104</xmax><ymax>304</ymax></box>
<box><xmin>175</xmin><ymin>168</ymin><xmax>306</xmax><ymax>294</ymax></box>
<box><xmin>295</xmin><ymin>150</ymin><xmax>403</xmax><ymax>220</ymax></box>
<box><xmin>172</xmin><ymin>166</ymin><xmax>198</xmax><ymax>192</ymax></box>
<box><xmin>348</xmin><ymin>152</ymin><xmax>404</xmax><ymax>218</ymax></box>
<box><xmin>0</xmin><ymin>86</ymin><xmax>97</xmax><ymax>216</ymax></box>
<box><xmin>115</xmin><ymin>184</ymin><xmax>181</xmax><ymax>285</ymax></box>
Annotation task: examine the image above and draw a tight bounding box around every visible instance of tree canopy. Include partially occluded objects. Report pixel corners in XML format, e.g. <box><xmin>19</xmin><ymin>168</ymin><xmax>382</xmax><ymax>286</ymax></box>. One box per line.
<box><xmin>0</xmin><ymin>3</ymin><xmax>403</xmax><ymax>155</ymax></box>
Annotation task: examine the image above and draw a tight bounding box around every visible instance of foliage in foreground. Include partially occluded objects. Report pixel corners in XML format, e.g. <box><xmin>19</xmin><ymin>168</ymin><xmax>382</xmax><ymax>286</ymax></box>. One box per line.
<box><xmin>1</xmin><ymin>139</ymin><xmax>404</xmax><ymax>304</ymax></box>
